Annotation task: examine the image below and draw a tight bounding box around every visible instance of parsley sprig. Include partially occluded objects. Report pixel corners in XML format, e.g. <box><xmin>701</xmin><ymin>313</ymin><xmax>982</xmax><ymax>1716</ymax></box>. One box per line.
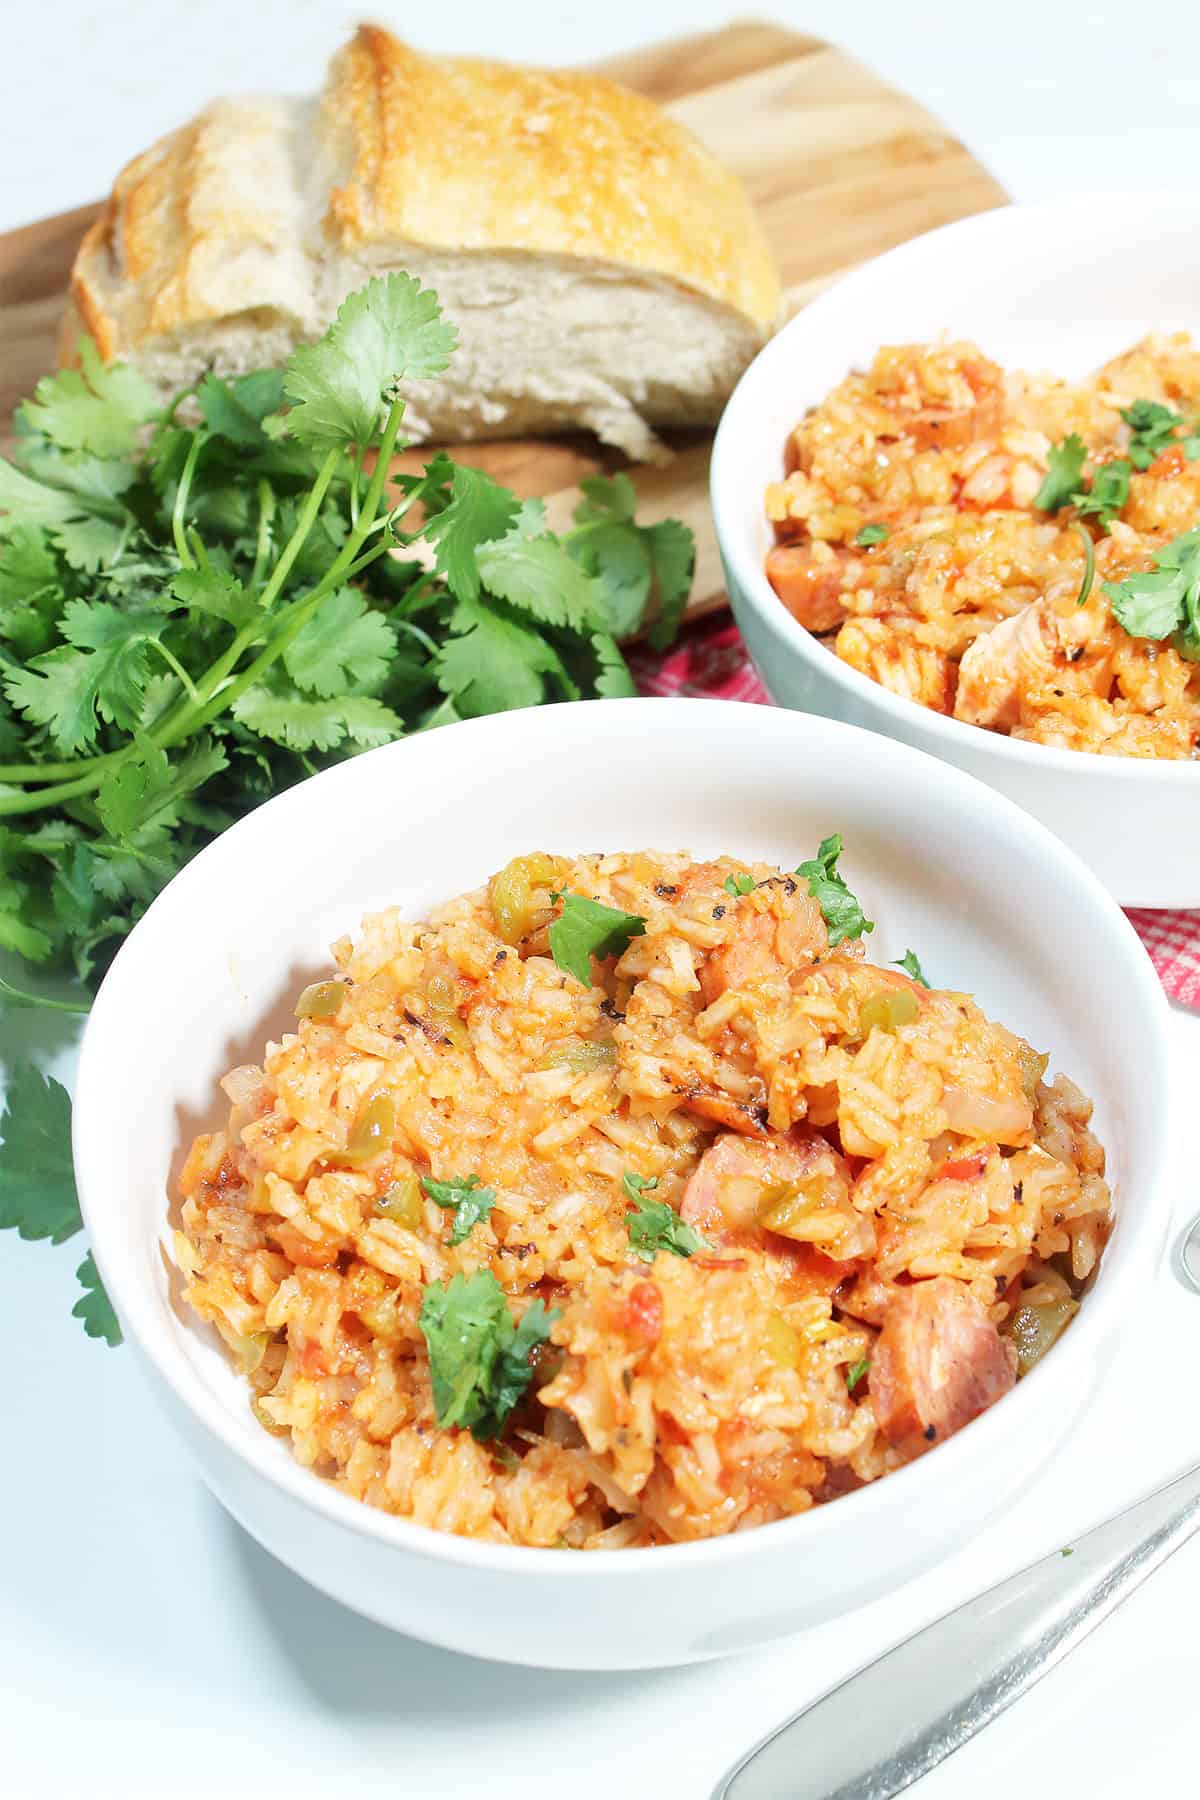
<box><xmin>796</xmin><ymin>835</ymin><xmax>874</xmax><ymax>948</ymax></box>
<box><xmin>419</xmin><ymin>1270</ymin><xmax>558</xmax><ymax>1440</ymax></box>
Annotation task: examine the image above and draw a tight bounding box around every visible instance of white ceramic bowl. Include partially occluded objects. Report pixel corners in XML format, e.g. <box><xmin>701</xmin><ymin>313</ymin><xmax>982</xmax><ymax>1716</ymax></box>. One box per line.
<box><xmin>73</xmin><ymin>699</ymin><xmax>1170</xmax><ymax>1669</ymax></box>
<box><xmin>711</xmin><ymin>190</ymin><xmax>1200</xmax><ymax>907</ymax></box>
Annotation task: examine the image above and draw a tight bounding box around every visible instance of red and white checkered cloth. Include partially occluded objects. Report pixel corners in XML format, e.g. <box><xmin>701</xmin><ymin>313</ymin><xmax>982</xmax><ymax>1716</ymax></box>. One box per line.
<box><xmin>631</xmin><ymin>614</ymin><xmax>1200</xmax><ymax>1008</ymax></box>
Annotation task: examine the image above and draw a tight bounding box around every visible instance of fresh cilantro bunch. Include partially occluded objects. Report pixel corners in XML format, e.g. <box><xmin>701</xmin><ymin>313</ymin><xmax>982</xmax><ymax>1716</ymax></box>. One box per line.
<box><xmin>0</xmin><ymin>273</ymin><xmax>693</xmax><ymax>999</ymax></box>
<box><xmin>418</xmin><ymin>1270</ymin><xmax>558</xmax><ymax>1440</ymax></box>
<box><xmin>0</xmin><ymin>270</ymin><xmax>694</xmax><ymax>1344</ymax></box>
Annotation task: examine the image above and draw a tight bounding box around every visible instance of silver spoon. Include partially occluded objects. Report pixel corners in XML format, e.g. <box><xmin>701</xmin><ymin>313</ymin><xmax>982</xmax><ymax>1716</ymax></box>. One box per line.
<box><xmin>715</xmin><ymin>1458</ymin><xmax>1200</xmax><ymax>1798</ymax></box>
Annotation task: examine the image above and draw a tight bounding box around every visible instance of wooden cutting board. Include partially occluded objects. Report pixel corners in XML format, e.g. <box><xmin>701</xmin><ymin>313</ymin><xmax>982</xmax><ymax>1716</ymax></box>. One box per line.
<box><xmin>0</xmin><ymin>20</ymin><xmax>1006</xmax><ymax>624</ymax></box>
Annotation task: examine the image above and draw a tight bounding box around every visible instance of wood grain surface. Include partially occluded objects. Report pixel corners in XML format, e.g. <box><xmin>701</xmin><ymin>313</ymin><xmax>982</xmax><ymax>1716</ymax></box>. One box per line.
<box><xmin>0</xmin><ymin>20</ymin><xmax>1006</xmax><ymax>622</ymax></box>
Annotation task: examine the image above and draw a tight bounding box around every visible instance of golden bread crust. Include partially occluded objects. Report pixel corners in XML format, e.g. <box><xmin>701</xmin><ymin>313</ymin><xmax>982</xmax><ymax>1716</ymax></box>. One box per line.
<box><xmin>323</xmin><ymin>27</ymin><xmax>779</xmax><ymax>328</ymax></box>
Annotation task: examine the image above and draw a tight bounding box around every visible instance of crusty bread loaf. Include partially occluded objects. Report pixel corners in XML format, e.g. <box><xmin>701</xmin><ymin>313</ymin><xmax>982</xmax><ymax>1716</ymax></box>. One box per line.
<box><xmin>62</xmin><ymin>25</ymin><xmax>782</xmax><ymax>459</ymax></box>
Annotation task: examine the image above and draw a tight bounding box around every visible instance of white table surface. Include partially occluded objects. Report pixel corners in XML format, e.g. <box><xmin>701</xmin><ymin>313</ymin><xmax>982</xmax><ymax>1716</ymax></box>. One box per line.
<box><xmin>3</xmin><ymin>2</ymin><xmax>1200</xmax><ymax>1795</ymax></box>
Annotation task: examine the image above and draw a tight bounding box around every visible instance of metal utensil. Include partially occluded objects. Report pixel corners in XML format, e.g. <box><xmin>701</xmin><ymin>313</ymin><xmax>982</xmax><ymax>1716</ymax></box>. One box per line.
<box><xmin>715</xmin><ymin>1459</ymin><xmax>1200</xmax><ymax>1800</ymax></box>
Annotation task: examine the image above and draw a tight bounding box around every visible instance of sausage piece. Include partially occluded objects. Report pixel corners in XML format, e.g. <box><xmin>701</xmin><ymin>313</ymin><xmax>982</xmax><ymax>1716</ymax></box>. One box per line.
<box><xmin>680</xmin><ymin>1128</ymin><xmax>873</xmax><ymax>1259</ymax></box>
<box><xmin>765</xmin><ymin>545</ymin><xmax>850</xmax><ymax>633</ymax></box>
<box><xmin>871</xmin><ymin>1277</ymin><xmax>1016</xmax><ymax>1459</ymax></box>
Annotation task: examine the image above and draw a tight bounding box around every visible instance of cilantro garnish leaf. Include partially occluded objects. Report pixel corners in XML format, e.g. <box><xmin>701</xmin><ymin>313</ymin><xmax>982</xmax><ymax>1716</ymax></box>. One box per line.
<box><xmin>283</xmin><ymin>274</ymin><xmax>457</xmax><ymax>449</ymax></box>
<box><xmin>422</xmin><ymin>1172</ymin><xmax>497</xmax><ymax>1247</ymax></box>
<box><xmin>19</xmin><ymin>339</ymin><xmax>158</xmax><ymax>459</ymax></box>
<box><xmin>72</xmin><ymin>1249</ymin><xmax>122</xmax><ymax>1346</ymax></box>
<box><xmin>795</xmin><ymin>834</ymin><xmax>874</xmax><ymax>947</ymax></box>
<box><xmin>854</xmin><ymin>523</ymin><xmax>889</xmax><ymax>547</ymax></box>
<box><xmin>1073</xmin><ymin>459</ymin><xmax>1130</xmax><ymax>531</ymax></box>
<box><xmin>724</xmin><ymin>872</ymin><xmax>756</xmax><ymax>897</ymax></box>
<box><xmin>623</xmin><ymin>1171</ymin><xmax>711</xmax><ymax>1263</ymax></box>
<box><xmin>418</xmin><ymin>1270</ymin><xmax>558</xmax><ymax>1439</ymax></box>
<box><xmin>1102</xmin><ymin>526</ymin><xmax>1200</xmax><ymax>654</ymax></box>
<box><xmin>0</xmin><ymin>1062</ymin><xmax>81</xmax><ymax>1244</ymax></box>
<box><xmin>845</xmin><ymin>1356</ymin><xmax>870</xmax><ymax>1393</ymax></box>
<box><xmin>1105</xmin><ymin>570</ymin><xmax>1186</xmax><ymax>639</ymax></box>
<box><xmin>893</xmin><ymin>949</ymin><xmax>930</xmax><ymax>988</ymax></box>
<box><xmin>549</xmin><ymin>894</ymin><xmax>647</xmax><ymax>987</ymax></box>
<box><xmin>1121</xmin><ymin>398</ymin><xmax>1182</xmax><ymax>470</ymax></box>
<box><xmin>1034</xmin><ymin>435</ymin><xmax>1087</xmax><ymax>513</ymax></box>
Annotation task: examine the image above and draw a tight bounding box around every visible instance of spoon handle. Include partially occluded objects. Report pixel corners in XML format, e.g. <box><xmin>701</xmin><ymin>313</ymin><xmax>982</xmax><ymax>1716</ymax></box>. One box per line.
<box><xmin>716</xmin><ymin>1460</ymin><xmax>1200</xmax><ymax>1800</ymax></box>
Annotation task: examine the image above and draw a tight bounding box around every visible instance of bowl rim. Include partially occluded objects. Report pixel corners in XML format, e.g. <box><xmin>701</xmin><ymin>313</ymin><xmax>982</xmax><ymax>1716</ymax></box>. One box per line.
<box><xmin>73</xmin><ymin>697</ymin><xmax>1173</xmax><ymax>1577</ymax></box>
<box><xmin>711</xmin><ymin>189</ymin><xmax>1200</xmax><ymax>784</ymax></box>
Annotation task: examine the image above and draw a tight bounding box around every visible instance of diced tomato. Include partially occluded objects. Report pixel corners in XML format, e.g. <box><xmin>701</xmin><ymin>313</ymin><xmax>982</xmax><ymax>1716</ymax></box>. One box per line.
<box><xmin>940</xmin><ymin>1151</ymin><xmax>990</xmax><ymax>1182</ymax></box>
<box><xmin>1147</xmin><ymin>444</ymin><xmax>1186</xmax><ymax>480</ymax></box>
<box><xmin>623</xmin><ymin>1280</ymin><xmax>663</xmax><ymax>1348</ymax></box>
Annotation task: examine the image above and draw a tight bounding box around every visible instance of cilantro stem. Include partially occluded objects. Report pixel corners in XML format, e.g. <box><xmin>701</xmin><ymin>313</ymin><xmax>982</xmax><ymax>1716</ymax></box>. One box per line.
<box><xmin>146</xmin><ymin>638</ymin><xmax>201</xmax><ymax>702</ymax></box>
<box><xmin>349</xmin><ymin>445</ymin><xmax>366</xmax><ymax>528</ymax></box>
<box><xmin>340</xmin><ymin>540</ymin><xmax>397</xmax><ymax>583</ymax></box>
<box><xmin>0</xmin><ymin>970</ymin><xmax>90</xmax><ymax>1014</ymax></box>
<box><xmin>171</xmin><ymin>435</ymin><xmax>204</xmax><ymax>570</ymax></box>
<box><xmin>256</xmin><ymin>447</ymin><xmax>342</xmax><ymax>613</ymax></box>
<box><xmin>0</xmin><ymin>766</ymin><xmax>111</xmax><ymax>817</ymax></box>
<box><xmin>251</xmin><ymin>478</ymin><xmax>275</xmax><ymax>587</ymax></box>
<box><xmin>1073</xmin><ymin>521</ymin><xmax>1096</xmax><ymax>608</ymax></box>
<box><xmin>159</xmin><ymin>407</ymin><xmax>412</xmax><ymax>747</ymax></box>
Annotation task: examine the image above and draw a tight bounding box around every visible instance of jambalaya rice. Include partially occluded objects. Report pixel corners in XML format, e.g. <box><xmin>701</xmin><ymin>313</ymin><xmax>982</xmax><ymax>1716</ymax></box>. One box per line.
<box><xmin>765</xmin><ymin>334</ymin><xmax>1200</xmax><ymax>756</ymax></box>
<box><xmin>176</xmin><ymin>851</ymin><xmax>1110</xmax><ymax>1547</ymax></box>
